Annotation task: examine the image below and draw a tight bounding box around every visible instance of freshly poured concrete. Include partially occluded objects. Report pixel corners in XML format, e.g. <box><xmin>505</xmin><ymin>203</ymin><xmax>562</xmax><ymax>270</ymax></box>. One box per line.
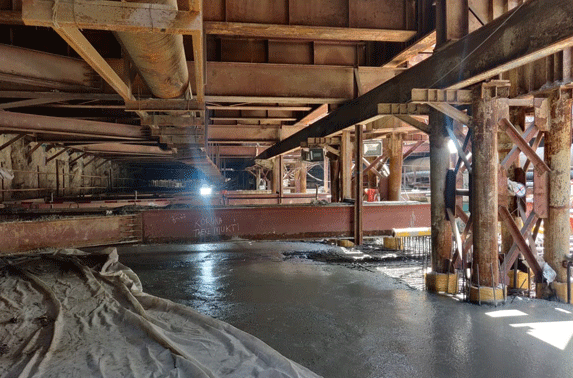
<box><xmin>117</xmin><ymin>242</ymin><xmax>573</xmax><ymax>378</ymax></box>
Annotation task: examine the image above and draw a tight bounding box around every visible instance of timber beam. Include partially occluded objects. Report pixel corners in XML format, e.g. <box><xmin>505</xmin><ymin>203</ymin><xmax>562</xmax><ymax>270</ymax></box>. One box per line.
<box><xmin>204</xmin><ymin>22</ymin><xmax>416</xmax><ymax>42</ymax></box>
<box><xmin>257</xmin><ymin>0</ymin><xmax>573</xmax><ymax>160</ymax></box>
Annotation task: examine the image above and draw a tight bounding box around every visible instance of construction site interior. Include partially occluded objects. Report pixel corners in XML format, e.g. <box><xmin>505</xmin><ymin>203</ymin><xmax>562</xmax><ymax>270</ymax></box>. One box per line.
<box><xmin>1</xmin><ymin>0</ymin><xmax>573</xmax><ymax>377</ymax></box>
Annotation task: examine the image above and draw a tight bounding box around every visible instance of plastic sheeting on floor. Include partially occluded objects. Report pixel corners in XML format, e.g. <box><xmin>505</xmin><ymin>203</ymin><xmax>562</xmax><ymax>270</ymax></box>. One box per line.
<box><xmin>0</xmin><ymin>249</ymin><xmax>321</xmax><ymax>378</ymax></box>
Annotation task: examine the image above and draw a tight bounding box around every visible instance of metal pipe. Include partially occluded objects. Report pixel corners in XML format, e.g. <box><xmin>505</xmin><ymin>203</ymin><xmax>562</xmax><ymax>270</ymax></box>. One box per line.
<box><xmin>115</xmin><ymin>0</ymin><xmax>189</xmax><ymax>99</ymax></box>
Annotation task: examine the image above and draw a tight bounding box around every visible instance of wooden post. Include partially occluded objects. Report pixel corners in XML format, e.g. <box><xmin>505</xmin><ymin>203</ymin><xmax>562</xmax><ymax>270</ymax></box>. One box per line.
<box><xmin>330</xmin><ymin>157</ymin><xmax>340</xmax><ymax>202</ymax></box>
<box><xmin>544</xmin><ymin>90</ymin><xmax>572</xmax><ymax>283</ymax></box>
<box><xmin>272</xmin><ymin>156</ymin><xmax>283</xmax><ymax>203</ymax></box>
<box><xmin>354</xmin><ymin>124</ymin><xmax>364</xmax><ymax>245</ymax></box>
<box><xmin>341</xmin><ymin>130</ymin><xmax>352</xmax><ymax>200</ymax></box>
<box><xmin>55</xmin><ymin>159</ymin><xmax>60</xmax><ymax>197</ymax></box>
<box><xmin>436</xmin><ymin>0</ymin><xmax>468</xmax><ymax>46</ymax></box>
<box><xmin>430</xmin><ymin>110</ymin><xmax>453</xmax><ymax>273</ymax></box>
<box><xmin>295</xmin><ymin>160</ymin><xmax>307</xmax><ymax>193</ymax></box>
<box><xmin>471</xmin><ymin>83</ymin><xmax>509</xmax><ymax>288</ymax></box>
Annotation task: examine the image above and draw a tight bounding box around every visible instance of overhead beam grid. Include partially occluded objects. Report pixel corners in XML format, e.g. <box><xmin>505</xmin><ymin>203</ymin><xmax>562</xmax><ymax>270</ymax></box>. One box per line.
<box><xmin>258</xmin><ymin>0</ymin><xmax>573</xmax><ymax>159</ymax></box>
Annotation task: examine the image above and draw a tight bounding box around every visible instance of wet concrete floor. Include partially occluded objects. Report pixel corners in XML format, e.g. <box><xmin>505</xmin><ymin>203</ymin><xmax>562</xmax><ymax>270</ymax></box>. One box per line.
<box><xmin>117</xmin><ymin>241</ymin><xmax>573</xmax><ymax>378</ymax></box>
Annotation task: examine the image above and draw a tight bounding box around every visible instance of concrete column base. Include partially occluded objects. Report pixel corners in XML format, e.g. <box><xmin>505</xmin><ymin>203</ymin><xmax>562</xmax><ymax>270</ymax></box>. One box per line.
<box><xmin>384</xmin><ymin>237</ymin><xmax>402</xmax><ymax>250</ymax></box>
<box><xmin>469</xmin><ymin>285</ymin><xmax>506</xmax><ymax>305</ymax></box>
<box><xmin>537</xmin><ymin>281</ymin><xmax>573</xmax><ymax>303</ymax></box>
<box><xmin>426</xmin><ymin>272</ymin><xmax>458</xmax><ymax>294</ymax></box>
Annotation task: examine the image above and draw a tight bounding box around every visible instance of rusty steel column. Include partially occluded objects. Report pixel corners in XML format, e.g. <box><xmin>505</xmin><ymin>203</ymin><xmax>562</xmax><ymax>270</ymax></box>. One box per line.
<box><xmin>387</xmin><ymin>133</ymin><xmax>403</xmax><ymax>201</ymax></box>
<box><xmin>471</xmin><ymin>84</ymin><xmax>509</xmax><ymax>288</ymax></box>
<box><xmin>430</xmin><ymin>110</ymin><xmax>453</xmax><ymax>273</ymax></box>
<box><xmin>354</xmin><ymin>124</ymin><xmax>364</xmax><ymax>245</ymax></box>
<box><xmin>544</xmin><ymin>90</ymin><xmax>572</xmax><ymax>283</ymax></box>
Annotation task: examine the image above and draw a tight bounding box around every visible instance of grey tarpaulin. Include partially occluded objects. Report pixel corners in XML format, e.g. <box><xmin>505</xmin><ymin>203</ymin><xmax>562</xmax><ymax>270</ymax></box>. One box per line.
<box><xmin>0</xmin><ymin>249</ymin><xmax>321</xmax><ymax>378</ymax></box>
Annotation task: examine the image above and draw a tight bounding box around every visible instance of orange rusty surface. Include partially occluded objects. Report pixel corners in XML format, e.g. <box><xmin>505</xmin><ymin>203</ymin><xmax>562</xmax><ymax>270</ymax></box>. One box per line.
<box><xmin>0</xmin><ymin>215</ymin><xmax>140</xmax><ymax>253</ymax></box>
<box><xmin>142</xmin><ymin>203</ymin><xmax>431</xmax><ymax>243</ymax></box>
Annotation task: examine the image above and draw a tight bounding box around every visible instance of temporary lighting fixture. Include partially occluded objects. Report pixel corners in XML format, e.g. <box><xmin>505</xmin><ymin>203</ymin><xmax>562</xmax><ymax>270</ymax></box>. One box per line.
<box><xmin>363</xmin><ymin>141</ymin><xmax>382</xmax><ymax>157</ymax></box>
<box><xmin>200</xmin><ymin>186</ymin><xmax>212</xmax><ymax>196</ymax></box>
<box><xmin>301</xmin><ymin>148</ymin><xmax>324</xmax><ymax>162</ymax></box>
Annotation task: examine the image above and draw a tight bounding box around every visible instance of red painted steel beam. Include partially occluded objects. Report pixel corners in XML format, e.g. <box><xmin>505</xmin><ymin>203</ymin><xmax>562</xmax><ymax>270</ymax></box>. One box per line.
<box><xmin>0</xmin><ymin>215</ymin><xmax>140</xmax><ymax>253</ymax></box>
<box><xmin>141</xmin><ymin>203</ymin><xmax>431</xmax><ymax>243</ymax></box>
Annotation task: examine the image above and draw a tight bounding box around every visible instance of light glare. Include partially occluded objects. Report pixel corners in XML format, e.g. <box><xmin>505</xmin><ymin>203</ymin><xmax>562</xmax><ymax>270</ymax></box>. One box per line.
<box><xmin>448</xmin><ymin>140</ymin><xmax>457</xmax><ymax>154</ymax></box>
<box><xmin>200</xmin><ymin>186</ymin><xmax>212</xmax><ymax>196</ymax></box>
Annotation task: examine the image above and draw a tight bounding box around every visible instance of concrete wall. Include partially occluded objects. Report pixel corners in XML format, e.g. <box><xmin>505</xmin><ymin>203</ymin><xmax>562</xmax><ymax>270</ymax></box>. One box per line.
<box><xmin>0</xmin><ymin>134</ymin><xmax>135</xmax><ymax>201</ymax></box>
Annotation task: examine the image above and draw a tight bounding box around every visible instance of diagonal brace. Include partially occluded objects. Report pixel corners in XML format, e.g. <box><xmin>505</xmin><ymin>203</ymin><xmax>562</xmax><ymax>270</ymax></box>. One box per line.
<box><xmin>499</xmin><ymin>118</ymin><xmax>549</xmax><ymax>173</ymax></box>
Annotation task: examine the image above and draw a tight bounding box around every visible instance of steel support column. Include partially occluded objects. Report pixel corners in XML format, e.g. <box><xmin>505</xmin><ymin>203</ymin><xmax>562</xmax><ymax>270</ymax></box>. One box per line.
<box><xmin>544</xmin><ymin>90</ymin><xmax>572</xmax><ymax>283</ymax></box>
<box><xmin>387</xmin><ymin>132</ymin><xmax>403</xmax><ymax>201</ymax></box>
<box><xmin>430</xmin><ymin>110</ymin><xmax>453</xmax><ymax>273</ymax></box>
<box><xmin>471</xmin><ymin>84</ymin><xmax>509</xmax><ymax>288</ymax></box>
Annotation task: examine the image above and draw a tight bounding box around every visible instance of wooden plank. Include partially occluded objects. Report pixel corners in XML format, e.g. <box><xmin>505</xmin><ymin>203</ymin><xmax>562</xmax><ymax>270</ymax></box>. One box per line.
<box><xmin>428</xmin><ymin>103</ymin><xmax>471</xmax><ymax>125</ymax></box>
<box><xmin>394</xmin><ymin>115</ymin><xmax>430</xmax><ymax>133</ymax></box>
<box><xmin>382</xmin><ymin>31</ymin><xmax>436</xmax><ymax>68</ymax></box>
<box><xmin>211</xmin><ymin>117</ymin><xmax>296</xmax><ymax>123</ymax></box>
<box><xmin>341</xmin><ymin>130</ymin><xmax>352</xmax><ymax>199</ymax></box>
<box><xmin>46</xmin><ymin>147</ymin><xmax>70</xmax><ymax>163</ymax></box>
<box><xmin>191</xmin><ymin>22</ymin><xmax>205</xmax><ymax>103</ymax></box>
<box><xmin>54</xmin><ymin>27</ymin><xmax>133</xmax><ymax>102</ymax></box>
<box><xmin>293</xmin><ymin>104</ymin><xmax>329</xmax><ymax>127</ymax></box>
<box><xmin>499</xmin><ymin>208</ymin><xmax>542</xmax><ymax>281</ymax></box>
<box><xmin>258</xmin><ymin>0</ymin><xmax>573</xmax><ymax>159</ymax></box>
<box><xmin>204</xmin><ymin>21</ymin><xmax>416</xmax><ymax>42</ymax></box>
<box><xmin>402</xmin><ymin>140</ymin><xmax>424</xmax><ymax>159</ymax></box>
<box><xmin>208</xmin><ymin>105</ymin><xmax>312</xmax><ymax>111</ymax></box>
<box><xmin>205</xmin><ymin>96</ymin><xmax>345</xmax><ymax>104</ymax></box>
<box><xmin>22</xmin><ymin>0</ymin><xmax>201</xmax><ymax>34</ymax></box>
<box><xmin>533</xmin><ymin>169</ymin><xmax>549</xmax><ymax>219</ymax></box>
<box><xmin>0</xmin><ymin>133</ymin><xmax>26</xmax><ymax>152</ymax></box>
<box><xmin>500</xmin><ymin>123</ymin><xmax>537</xmax><ymax>170</ymax></box>
<box><xmin>361</xmin><ymin>157</ymin><xmax>382</xmax><ymax>179</ymax></box>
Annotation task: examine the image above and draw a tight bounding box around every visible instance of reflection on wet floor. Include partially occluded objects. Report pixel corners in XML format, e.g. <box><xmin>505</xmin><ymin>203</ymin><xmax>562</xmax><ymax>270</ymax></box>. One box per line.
<box><xmin>117</xmin><ymin>241</ymin><xmax>573</xmax><ymax>378</ymax></box>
